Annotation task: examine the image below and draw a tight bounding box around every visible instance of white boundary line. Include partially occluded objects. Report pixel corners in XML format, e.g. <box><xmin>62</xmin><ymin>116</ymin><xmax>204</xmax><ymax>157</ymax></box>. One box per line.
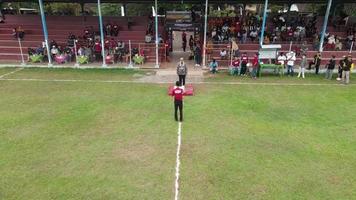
<box><xmin>0</xmin><ymin>68</ymin><xmax>24</xmax><ymax>79</ymax></box>
<box><xmin>0</xmin><ymin>77</ymin><xmax>355</xmax><ymax>86</ymax></box>
<box><xmin>174</xmin><ymin>122</ymin><xmax>182</xmax><ymax>200</ymax></box>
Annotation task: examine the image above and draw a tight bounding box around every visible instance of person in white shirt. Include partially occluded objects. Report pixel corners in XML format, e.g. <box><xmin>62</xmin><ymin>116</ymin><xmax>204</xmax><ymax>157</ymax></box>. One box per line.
<box><xmin>249</xmin><ymin>30</ymin><xmax>258</xmax><ymax>41</ymax></box>
<box><xmin>277</xmin><ymin>52</ymin><xmax>287</xmax><ymax>69</ymax></box>
<box><xmin>220</xmin><ymin>49</ymin><xmax>227</xmax><ymax>59</ymax></box>
<box><xmin>286</xmin><ymin>51</ymin><xmax>296</xmax><ymax>76</ymax></box>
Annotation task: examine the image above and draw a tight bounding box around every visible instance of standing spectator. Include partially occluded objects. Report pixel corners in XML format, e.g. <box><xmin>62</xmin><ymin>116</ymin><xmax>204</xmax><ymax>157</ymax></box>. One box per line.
<box><xmin>17</xmin><ymin>26</ymin><xmax>25</xmax><ymax>40</ymax></box>
<box><xmin>231</xmin><ymin>39</ymin><xmax>240</xmax><ymax>57</ymax></box>
<box><xmin>182</xmin><ymin>31</ymin><xmax>187</xmax><ymax>52</ymax></box>
<box><xmin>240</xmin><ymin>52</ymin><xmax>248</xmax><ymax>76</ymax></box>
<box><xmin>112</xmin><ymin>24</ymin><xmax>119</xmax><ymax>36</ymax></box>
<box><xmin>286</xmin><ymin>51</ymin><xmax>296</xmax><ymax>76</ymax></box>
<box><xmin>105</xmin><ymin>22</ymin><xmax>112</xmax><ymax>36</ymax></box>
<box><xmin>145</xmin><ymin>32</ymin><xmax>152</xmax><ymax>43</ymax></box>
<box><xmin>177</xmin><ymin>58</ymin><xmax>187</xmax><ymax>86</ymax></box>
<box><xmin>251</xmin><ymin>53</ymin><xmax>259</xmax><ymax>79</ymax></box>
<box><xmin>277</xmin><ymin>52</ymin><xmax>287</xmax><ymax>69</ymax></box>
<box><xmin>325</xmin><ymin>55</ymin><xmax>336</xmax><ymax>80</ymax></box>
<box><xmin>309</xmin><ymin>52</ymin><xmax>321</xmax><ymax>74</ymax></box>
<box><xmin>194</xmin><ymin>45</ymin><xmax>201</xmax><ymax>67</ymax></box>
<box><xmin>298</xmin><ymin>54</ymin><xmax>307</xmax><ymax>79</ymax></box>
<box><xmin>300</xmin><ymin>41</ymin><xmax>309</xmax><ymax>55</ymax></box>
<box><xmin>189</xmin><ymin>35</ymin><xmax>194</xmax><ymax>51</ymax></box>
<box><xmin>337</xmin><ymin>56</ymin><xmax>346</xmax><ymax>81</ymax></box>
<box><xmin>209</xmin><ymin>59</ymin><xmax>218</xmax><ymax>74</ymax></box>
<box><xmin>94</xmin><ymin>40</ymin><xmax>102</xmax><ymax>62</ymax></box>
<box><xmin>342</xmin><ymin>55</ymin><xmax>352</xmax><ymax>84</ymax></box>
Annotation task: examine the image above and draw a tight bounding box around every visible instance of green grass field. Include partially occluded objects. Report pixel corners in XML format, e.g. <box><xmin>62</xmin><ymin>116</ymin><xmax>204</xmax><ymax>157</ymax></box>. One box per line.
<box><xmin>1</xmin><ymin>67</ymin><xmax>356</xmax><ymax>199</ymax></box>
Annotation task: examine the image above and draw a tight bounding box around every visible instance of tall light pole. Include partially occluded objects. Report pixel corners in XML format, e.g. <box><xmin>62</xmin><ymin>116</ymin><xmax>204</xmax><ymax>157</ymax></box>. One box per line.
<box><xmin>154</xmin><ymin>0</ymin><xmax>159</xmax><ymax>68</ymax></box>
<box><xmin>202</xmin><ymin>0</ymin><xmax>208</xmax><ymax>68</ymax></box>
<box><xmin>97</xmin><ymin>0</ymin><xmax>107</xmax><ymax>67</ymax></box>
<box><xmin>38</xmin><ymin>0</ymin><xmax>52</xmax><ymax>66</ymax></box>
<box><xmin>260</xmin><ymin>0</ymin><xmax>268</xmax><ymax>47</ymax></box>
<box><xmin>319</xmin><ymin>0</ymin><xmax>333</xmax><ymax>52</ymax></box>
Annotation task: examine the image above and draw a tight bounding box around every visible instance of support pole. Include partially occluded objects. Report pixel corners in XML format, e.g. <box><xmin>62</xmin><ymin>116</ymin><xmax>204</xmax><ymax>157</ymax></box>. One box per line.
<box><xmin>202</xmin><ymin>0</ymin><xmax>208</xmax><ymax>68</ymax></box>
<box><xmin>38</xmin><ymin>0</ymin><xmax>52</xmax><ymax>66</ymax></box>
<box><xmin>260</xmin><ymin>0</ymin><xmax>268</xmax><ymax>47</ymax></box>
<box><xmin>289</xmin><ymin>41</ymin><xmax>293</xmax><ymax>52</ymax></box>
<box><xmin>128</xmin><ymin>40</ymin><xmax>133</xmax><ymax>68</ymax></box>
<box><xmin>319</xmin><ymin>0</ymin><xmax>333</xmax><ymax>52</ymax></box>
<box><xmin>154</xmin><ymin>0</ymin><xmax>159</xmax><ymax>68</ymax></box>
<box><xmin>97</xmin><ymin>0</ymin><xmax>107</xmax><ymax>67</ymax></box>
<box><xmin>350</xmin><ymin>41</ymin><xmax>354</xmax><ymax>54</ymax></box>
<box><xmin>17</xmin><ymin>38</ymin><xmax>26</xmax><ymax>66</ymax></box>
<box><xmin>74</xmin><ymin>39</ymin><xmax>79</xmax><ymax>67</ymax></box>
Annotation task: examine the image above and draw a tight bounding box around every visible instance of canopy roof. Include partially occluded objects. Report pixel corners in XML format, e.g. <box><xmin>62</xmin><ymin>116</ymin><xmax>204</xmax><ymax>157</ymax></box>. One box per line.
<box><xmin>1</xmin><ymin>0</ymin><xmax>354</xmax><ymax>4</ymax></box>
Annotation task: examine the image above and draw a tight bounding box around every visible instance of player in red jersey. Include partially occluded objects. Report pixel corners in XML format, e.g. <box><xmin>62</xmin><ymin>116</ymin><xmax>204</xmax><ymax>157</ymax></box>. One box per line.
<box><xmin>171</xmin><ymin>81</ymin><xmax>184</xmax><ymax>122</ymax></box>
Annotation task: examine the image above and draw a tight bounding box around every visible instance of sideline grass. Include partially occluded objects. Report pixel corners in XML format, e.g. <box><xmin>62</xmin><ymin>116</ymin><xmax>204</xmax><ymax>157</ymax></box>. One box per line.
<box><xmin>204</xmin><ymin>71</ymin><xmax>356</xmax><ymax>84</ymax></box>
<box><xmin>0</xmin><ymin>80</ymin><xmax>176</xmax><ymax>199</ymax></box>
<box><xmin>181</xmin><ymin>84</ymin><xmax>356</xmax><ymax>199</ymax></box>
<box><xmin>3</xmin><ymin>67</ymin><xmax>150</xmax><ymax>81</ymax></box>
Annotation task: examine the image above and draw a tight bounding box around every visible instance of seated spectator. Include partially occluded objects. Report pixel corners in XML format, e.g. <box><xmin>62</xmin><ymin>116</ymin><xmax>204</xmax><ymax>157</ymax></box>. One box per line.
<box><xmin>117</xmin><ymin>41</ymin><xmax>125</xmax><ymax>50</ymax></box>
<box><xmin>263</xmin><ymin>36</ymin><xmax>270</xmax><ymax>44</ymax></box>
<box><xmin>209</xmin><ymin>59</ymin><xmax>218</xmax><ymax>73</ymax></box>
<box><xmin>220</xmin><ymin>49</ymin><xmax>227</xmax><ymax>59</ymax></box>
<box><xmin>78</xmin><ymin>47</ymin><xmax>85</xmax><ymax>56</ymax></box>
<box><xmin>326</xmin><ymin>35</ymin><xmax>336</xmax><ymax>50</ymax></box>
<box><xmin>231</xmin><ymin>56</ymin><xmax>240</xmax><ymax>76</ymax></box>
<box><xmin>35</xmin><ymin>46</ymin><xmax>44</xmax><ymax>55</ymax></box>
<box><xmin>145</xmin><ymin>32</ymin><xmax>152</xmax><ymax>43</ymax></box>
<box><xmin>335</xmin><ymin>37</ymin><xmax>343</xmax><ymax>50</ymax></box>
<box><xmin>51</xmin><ymin>46</ymin><xmax>59</xmax><ymax>59</ymax></box>
<box><xmin>12</xmin><ymin>28</ymin><xmax>17</xmax><ymax>39</ymax></box>
<box><xmin>249</xmin><ymin>29</ymin><xmax>258</xmax><ymax>41</ymax></box>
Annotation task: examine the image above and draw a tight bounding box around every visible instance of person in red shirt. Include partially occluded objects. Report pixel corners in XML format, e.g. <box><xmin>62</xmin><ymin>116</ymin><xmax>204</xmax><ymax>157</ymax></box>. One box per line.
<box><xmin>231</xmin><ymin>57</ymin><xmax>240</xmax><ymax>76</ymax></box>
<box><xmin>240</xmin><ymin>53</ymin><xmax>248</xmax><ymax>76</ymax></box>
<box><xmin>171</xmin><ymin>81</ymin><xmax>184</xmax><ymax>122</ymax></box>
<box><xmin>251</xmin><ymin>53</ymin><xmax>259</xmax><ymax>79</ymax></box>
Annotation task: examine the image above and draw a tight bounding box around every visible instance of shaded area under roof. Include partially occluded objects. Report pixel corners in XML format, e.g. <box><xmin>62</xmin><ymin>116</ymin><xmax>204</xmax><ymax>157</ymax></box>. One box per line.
<box><xmin>0</xmin><ymin>0</ymin><xmax>355</xmax><ymax>4</ymax></box>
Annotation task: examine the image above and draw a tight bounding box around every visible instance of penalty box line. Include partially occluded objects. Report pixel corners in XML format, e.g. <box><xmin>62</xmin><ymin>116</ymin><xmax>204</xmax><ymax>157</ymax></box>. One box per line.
<box><xmin>0</xmin><ymin>68</ymin><xmax>24</xmax><ymax>79</ymax></box>
<box><xmin>174</xmin><ymin>122</ymin><xmax>182</xmax><ymax>200</ymax></box>
<box><xmin>1</xmin><ymin>77</ymin><xmax>356</xmax><ymax>87</ymax></box>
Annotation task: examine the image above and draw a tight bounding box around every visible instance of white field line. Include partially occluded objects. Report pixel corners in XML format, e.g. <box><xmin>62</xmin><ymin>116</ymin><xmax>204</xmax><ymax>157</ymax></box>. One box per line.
<box><xmin>174</xmin><ymin>122</ymin><xmax>182</xmax><ymax>200</ymax></box>
<box><xmin>0</xmin><ymin>77</ymin><xmax>355</xmax><ymax>87</ymax></box>
<box><xmin>0</xmin><ymin>68</ymin><xmax>24</xmax><ymax>79</ymax></box>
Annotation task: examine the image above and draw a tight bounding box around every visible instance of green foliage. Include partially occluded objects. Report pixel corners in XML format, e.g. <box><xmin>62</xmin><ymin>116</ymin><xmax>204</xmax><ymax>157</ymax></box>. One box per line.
<box><xmin>305</xmin><ymin>3</ymin><xmax>326</xmax><ymax>15</ymax></box>
<box><xmin>44</xmin><ymin>3</ymin><xmax>81</xmax><ymax>16</ymax></box>
<box><xmin>100</xmin><ymin>3</ymin><xmax>122</xmax><ymax>16</ymax></box>
<box><xmin>343</xmin><ymin>3</ymin><xmax>356</xmax><ymax>16</ymax></box>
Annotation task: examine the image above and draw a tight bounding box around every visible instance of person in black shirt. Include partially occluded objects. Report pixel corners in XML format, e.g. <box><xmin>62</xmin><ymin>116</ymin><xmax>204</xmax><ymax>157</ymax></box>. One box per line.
<box><xmin>325</xmin><ymin>55</ymin><xmax>336</xmax><ymax>80</ymax></box>
<box><xmin>342</xmin><ymin>55</ymin><xmax>352</xmax><ymax>84</ymax></box>
<box><xmin>337</xmin><ymin>56</ymin><xmax>346</xmax><ymax>81</ymax></box>
<box><xmin>309</xmin><ymin>52</ymin><xmax>321</xmax><ymax>74</ymax></box>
